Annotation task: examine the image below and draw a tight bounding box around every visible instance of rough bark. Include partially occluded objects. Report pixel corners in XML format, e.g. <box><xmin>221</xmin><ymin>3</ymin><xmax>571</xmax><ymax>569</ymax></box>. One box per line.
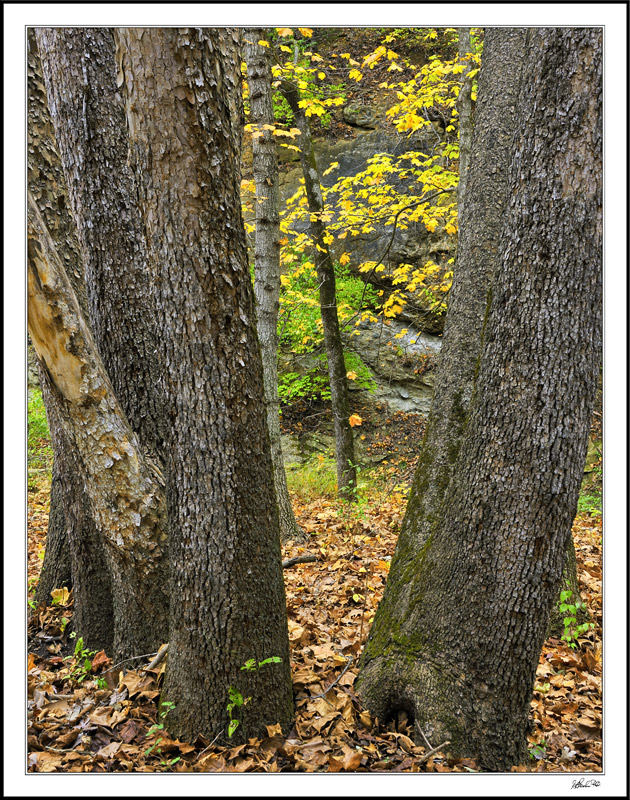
<box><xmin>456</xmin><ymin>27</ymin><xmax>474</xmax><ymax>206</ymax></box>
<box><xmin>399</xmin><ymin>28</ymin><xmax>527</xmax><ymax>552</ymax></box>
<box><xmin>35</xmin><ymin>27</ymin><xmax>165</xmax><ymax>462</ymax></box>
<box><xmin>245</xmin><ymin>29</ymin><xmax>305</xmax><ymax>542</ymax></box>
<box><xmin>114</xmin><ymin>27</ymin><xmax>293</xmax><ymax>742</ymax></box>
<box><xmin>28</xmin><ymin>29</ymin><xmax>112</xmax><ymax>634</ymax></box>
<box><xmin>281</xmin><ymin>78</ymin><xmax>358</xmax><ymax>499</ymax></box>
<box><xmin>28</xmin><ymin>194</ymin><xmax>169</xmax><ymax>660</ymax></box>
<box><xmin>358</xmin><ymin>27</ymin><xmax>602</xmax><ymax>771</ymax></box>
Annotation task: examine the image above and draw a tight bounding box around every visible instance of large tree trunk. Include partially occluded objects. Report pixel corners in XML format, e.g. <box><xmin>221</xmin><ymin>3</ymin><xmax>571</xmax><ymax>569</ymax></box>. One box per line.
<box><xmin>281</xmin><ymin>78</ymin><xmax>358</xmax><ymax>499</ymax></box>
<box><xmin>28</xmin><ymin>29</ymin><xmax>112</xmax><ymax>636</ymax></box>
<box><xmin>28</xmin><ymin>194</ymin><xmax>169</xmax><ymax>660</ymax></box>
<box><xmin>245</xmin><ymin>29</ymin><xmax>305</xmax><ymax>542</ymax></box>
<box><xmin>398</xmin><ymin>28</ymin><xmax>527</xmax><ymax>552</ymax></box>
<box><xmin>114</xmin><ymin>27</ymin><xmax>294</xmax><ymax>743</ymax></box>
<box><xmin>358</xmin><ymin>27</ymin><xmax>602</xmax><ymax>771</ymax></box>
<box><xmin>35</xmin><ymin>27</ymin><xmax>165</xmax><ymax>461</ymax></box>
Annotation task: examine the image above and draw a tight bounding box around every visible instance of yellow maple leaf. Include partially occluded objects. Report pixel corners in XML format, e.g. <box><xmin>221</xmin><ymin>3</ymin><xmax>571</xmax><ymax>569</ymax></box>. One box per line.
<box><xmin>276</xmin><ymin>28</ymin><xmax>293</xmax><ymax>37</ymax></box>
<box><xmin>298</xmin><ymin>28</ymin><xmax>313</xmax><ymax>37</ymax></box>
<box><xmin>339</xmin><ymin>253</ymin><xmax>350</xmax><ymax>266</ymax></box>
<box><xmin>257</xmin><ymin>40</ymin><xmax>270</xmax><ymax>48</ymax></box>
<box><xmin>346</xmin><ymin>371</ymin><xmax>358</xmax><ymax>380</ymax></box>
<box><xmin>349</xmin><ymin>414</ymin><xmax>363</xmax><ymax>427</ymax></box>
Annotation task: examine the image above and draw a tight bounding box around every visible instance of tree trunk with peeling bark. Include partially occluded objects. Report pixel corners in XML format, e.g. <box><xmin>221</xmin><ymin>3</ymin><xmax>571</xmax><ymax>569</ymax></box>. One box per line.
<box><xmin>113</xmin><ymin>27</ymin><xmax>293</xmax><ymax>742</ymax></box>
<box><xmin>28</xmin><ymin>194</ymin><xmax>169</xmax><ymax>659</ymax></box>
<box><xmin>358</xmin><ymin>27</ymin><xmax>602</xmax><ymax>771</ymax></box>
<box><xmin>281</xmin><ymin>78</ymin><xmax>357</xmax><ymax>499</ymax></box>
<box><xmin>244</xmin><ymin>29</ymin><xmax>304</xmax><ymax>542</ymax></box>
<box><xmin>28</xmin><ymin>30</ymin><xmax>112</xmax><ymax>638</ymax></box>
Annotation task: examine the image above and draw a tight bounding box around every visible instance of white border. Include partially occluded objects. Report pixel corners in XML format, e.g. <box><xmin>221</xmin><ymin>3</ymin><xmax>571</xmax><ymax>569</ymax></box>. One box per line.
<box><xmin>5</xmin><ymin>3</ymin><xmax>627</xmax><ymax>797</ymax></box>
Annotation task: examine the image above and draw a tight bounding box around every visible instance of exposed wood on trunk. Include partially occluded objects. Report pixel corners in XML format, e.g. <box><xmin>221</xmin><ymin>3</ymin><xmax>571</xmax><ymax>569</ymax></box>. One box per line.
<box><xmin>28</xmin><ymin>193</ymin><xmax>169</xmax><ymax>660</ymax></box>
<box><xmin>35</xmin><ymin>27</ymin><xmax>165</xmax><ymax>462</ymax></box>
<box><xmin>244</xmin><ymin>29</ymin><xmax>305</xmax><ymax>542</ymax></box>
<box><xmin>28</xmin><ymin>29</ymin><xmax>112</xmax><ymax>639</ymax></box>
<box><xmin>281</xmin><ymin>77</ymin><xmax>358</xmax><ymax>499</ymax></box>
<box><xmin>358</xmin><ymin>27</ymin><xmax>602</xmax><ymax>771</ymax></box>
<box><xmin>114</xmin><ymin>26</ymin><xmax>293</xmax><ymax>743</ymax></box>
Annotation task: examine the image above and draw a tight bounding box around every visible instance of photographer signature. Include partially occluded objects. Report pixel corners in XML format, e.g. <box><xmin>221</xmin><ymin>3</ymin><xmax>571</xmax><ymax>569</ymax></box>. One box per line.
<box><xmin>571</xmin><ymin>778</ymin><xmax>601</xmax><ymax>789</ymax></box>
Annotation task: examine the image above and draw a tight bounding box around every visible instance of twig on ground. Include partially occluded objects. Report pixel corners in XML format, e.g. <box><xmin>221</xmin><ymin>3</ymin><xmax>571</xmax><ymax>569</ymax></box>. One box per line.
<box><xmin>282</xmin><ymin>554</ymin><xmax>318</xmax><ymax>568</ymax></box>
<box><xmin>418</xmin><ymin>740</ymin><xmax>450</xmax><ymax>765</ymax></box>
<box><xmin>417</xmin><ymin>725</ymin><xmax>434</xmax><ymax>750</ymax></box>
<box><xmin>108</xmin><ymin>650</ymin><xmax>160</xmax><ymax>674</ymax></box>
<box><xmin>143</xmin><ymin>643</ymin><xmax>169</xmax><ymax>672</ymax></box>
<box><xmin>196</xmin><ymin>729</ymin><xmax>225</xmax><ymax>760</ymax></box>
<box><xmin>297</xmin><ymin>654</ymin><xmax>354</xmax><ymax>701</ymax></box>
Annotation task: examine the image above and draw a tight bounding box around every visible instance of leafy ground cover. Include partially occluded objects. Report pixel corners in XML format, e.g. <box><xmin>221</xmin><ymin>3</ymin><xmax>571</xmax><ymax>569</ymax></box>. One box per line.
<box><xmin>26</xmin><ymin>408</ymin><xmax>602</xmax><ymax>774</ymax></box>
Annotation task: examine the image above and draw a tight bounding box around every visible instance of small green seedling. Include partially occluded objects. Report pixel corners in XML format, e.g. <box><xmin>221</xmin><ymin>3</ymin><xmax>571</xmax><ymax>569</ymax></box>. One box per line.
<box><xmin>558</xmin><ymin>589</ymin><xmax>595</xmax><ymax>649</ymax></box>
<box><xmin>227</xmin><ymin>657</ymin><xmax>283</xmax><ymax>738</ymax></box>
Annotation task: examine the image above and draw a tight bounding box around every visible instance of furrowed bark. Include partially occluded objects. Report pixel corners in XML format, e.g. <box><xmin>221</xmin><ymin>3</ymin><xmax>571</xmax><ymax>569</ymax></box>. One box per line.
<box><xmin>358</xmin><ymin>27</ymin><xmax>602</xmax><ymax>770</ymax></box>
<box><xmin>28</xmin><ymin>29</ymin><xmax>112</xmax><ymax>635</ymax></box>
<box><xmin>281</xmin><ymin>77</ymin><xmax>358</xmax><ymax>499</ymax></box>
<box><xmin>245</xmin><ymin>29</ymin><xmax>305</xmax><ymax>542</ymax></box>
<box><xmin>114</xmin><ymin>27</ymin><xmax>293</xmax><ymax>743</ymax></box>
<box><xmin>28</xmin><ymin>194</ymin><xmax>168</xmax><ymax>660</ymax></box>
<box><xmin>35</xmin><ymin>27</ymin><xmax>165</xmax><ymax>461</ymax></box>
<box><xmin>399</xmin><ymin>28</ymin><xmax>527</xmax><ymax>552</ymax></box>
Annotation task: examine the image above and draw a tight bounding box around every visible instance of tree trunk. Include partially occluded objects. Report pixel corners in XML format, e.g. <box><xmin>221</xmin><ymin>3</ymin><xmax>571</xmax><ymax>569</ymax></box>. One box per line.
<box><xmin>114</xmin><ymin>27</ymin><xmax>293</xmax><ymax>742</ymax></box>
<box><xmin>35</xmin><ymin>27</ymin><xmax>165</xmax><ymax>462</ymax></box>
<box><xmin>28</xmin><ymin>194</ymin><xmax>169</xmax><ymax>660</ymax></box>
<box><xmin>28</xmin><ymin>29</ymin><xmax>112</xmax><ymax>637</ymax></box>
<box><xmin>398</xmin><ymin>28</ymin><xmax>527</xmax><ymax>552</ymax></box>
<box><xmin>281</xmin><ymin>78</ymin><xmax>358</xmax><ymax>499</ymax></box>
<box><xmin>244</xmin><ymin>29</ymin><xmax>305</xmax><ymax>542</ymax></box>
<box><xmin>456</xmin><ymin>27</ymin><xmax>474</xmax><ymax>206</ymax></box>
<box><xmin>358</xmin><ymin>27</ymin><xmax>602</xmax><ymax>771</ymax></box>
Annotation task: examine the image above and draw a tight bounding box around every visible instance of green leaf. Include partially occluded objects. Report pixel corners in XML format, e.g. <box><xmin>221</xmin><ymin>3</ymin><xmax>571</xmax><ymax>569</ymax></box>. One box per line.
<box><xmin>228</xmin><ymin>719</ymin><xmax>239</xmax><ymax>738</ymax></box>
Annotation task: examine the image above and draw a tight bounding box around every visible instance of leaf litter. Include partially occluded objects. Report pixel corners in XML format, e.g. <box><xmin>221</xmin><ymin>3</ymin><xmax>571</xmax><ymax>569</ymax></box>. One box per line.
<box><xmin>27</xmin><ymin>463</ymin><xmax>602</xmax><ymax>773</ymax></box>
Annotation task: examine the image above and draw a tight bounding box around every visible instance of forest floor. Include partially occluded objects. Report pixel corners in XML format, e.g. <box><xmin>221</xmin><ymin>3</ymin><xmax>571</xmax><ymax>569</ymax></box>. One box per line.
<box><xmin>26</xmin><ymin>402</ymin><xmax>603</xmax><ymax>774</ymax></box>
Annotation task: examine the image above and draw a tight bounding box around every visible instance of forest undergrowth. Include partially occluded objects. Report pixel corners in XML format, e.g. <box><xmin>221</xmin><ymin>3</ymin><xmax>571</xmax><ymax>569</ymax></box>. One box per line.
<box><xmin>26</xmin><ymin>401</ymin><xmax>602</xmax><ymax>774</ymax></box>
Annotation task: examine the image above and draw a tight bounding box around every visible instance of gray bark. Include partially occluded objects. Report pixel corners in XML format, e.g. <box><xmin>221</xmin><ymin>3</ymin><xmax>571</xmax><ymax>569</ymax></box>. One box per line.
<box><xmin>358</xmin><ymin>27</ymin><xmax>602</xmax><ymax>771</ymax></box>
<box><xmin>28</xmin><ymin>29</ymin><xmax>112</xmax><ymax>640</ymax></box>
<box><xmin>245</xmin><ymin>29</ymin><xmax>305</xmax><ymax>542</ymax></box>
<box><xmin>28</xmin><ymin>193</ymin><xmax>169</xmax><ymax>660</ymax></box>
<box><xmin>281</xmin><ymin>76</ymin><xmax>358</xmax><ymax>499</ymax></box>
<box><xmin>456</xmin><ymin>27</ymin><xmax>474</xmax><ymax>206</ymax></box>
<box><xmin>35</xmin><ymin>27</ymin><xmax>165</xmax><ymax>461</ymax></box>
<box><xmin>114</xmin><ymin>27</ymin><xmax>293</xmax><ymax>742</ymax></box>
<box><xmin>399</xmin><ymin>28</ymin><xmax>527</xmax><ymax>552</ymax></box>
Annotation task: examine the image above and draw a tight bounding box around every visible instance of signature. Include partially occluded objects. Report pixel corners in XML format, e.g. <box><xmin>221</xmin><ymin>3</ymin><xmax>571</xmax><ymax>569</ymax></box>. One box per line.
<box><xmin>571</xmin><ymin>778</ymin><xmax>601</xmax><ymax>789</ymax></box>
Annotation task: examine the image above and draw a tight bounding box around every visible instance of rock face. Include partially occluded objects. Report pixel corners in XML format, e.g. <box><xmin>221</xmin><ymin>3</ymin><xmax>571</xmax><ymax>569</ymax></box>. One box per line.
<box><xmin>277</xmin><ymin>123</ymin><xmax>456</xmax><ymax>334</ymax></box>
<box><xmin>279</xmin><ymin>315</ymin><xmax>442</xmax><ymax>418</ymax></box>
<box><xmin>343</xmin><ymin>316</ymin><xmax>442</xmax><ymax>414</ymax></box>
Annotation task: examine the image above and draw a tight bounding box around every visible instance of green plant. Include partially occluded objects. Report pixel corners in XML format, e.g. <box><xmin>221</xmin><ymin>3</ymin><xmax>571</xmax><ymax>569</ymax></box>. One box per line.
<box><xmin>227</xmin><ymin>656</ymin><xmax>282</xmax><ymax>738</ymax></box>
<box><xmin>63</xmin><ymin>633</ymin><xmax>95</xmax><ymax>684</ymax></box>
<box><xmin>577</xmin><ymin>492</ymin><xmax>602</xmax><ymax>517</ymax></box>
<box><xmin>144</xmin><ymin>701</ymin><xmax>180</xmax><ymax>769</ymax></box>
<box><xmin>286</xmin><ymin>455</ymin><xmax>338</xmax><ymax>502</ymax></box>
<box><xmin>528</xmin><ymin>738</ymin><xmax>547</xmax><ymax>761</ymax></box>
<box><xmin>558</xmin><ymin>589</ymin><xmax>594</xmax><ymax>649</ymax></box>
